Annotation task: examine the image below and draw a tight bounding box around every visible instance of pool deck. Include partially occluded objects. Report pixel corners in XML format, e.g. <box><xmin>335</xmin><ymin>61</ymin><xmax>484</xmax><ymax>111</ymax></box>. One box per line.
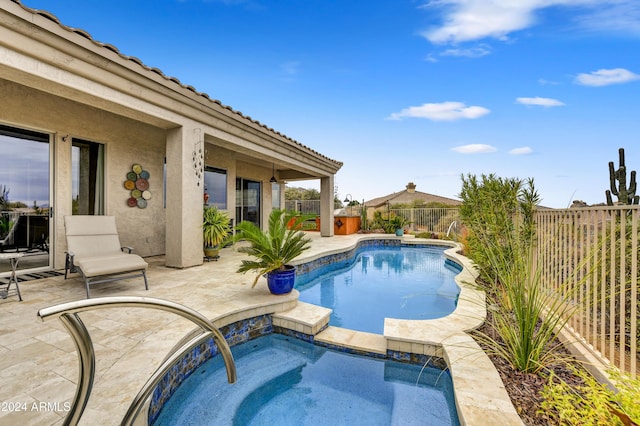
<box><xmin>0</xmin><ymin>233</ymin><xmax>523</xmax><ymax>425</ymax></box>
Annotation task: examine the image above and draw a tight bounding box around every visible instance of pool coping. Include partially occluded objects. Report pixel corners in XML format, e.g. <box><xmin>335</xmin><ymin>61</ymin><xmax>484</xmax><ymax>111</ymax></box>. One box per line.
<box><xmin>147</xmin><ymin>235</ymin><xmax>524</xmax><ymax>425</ymax></box>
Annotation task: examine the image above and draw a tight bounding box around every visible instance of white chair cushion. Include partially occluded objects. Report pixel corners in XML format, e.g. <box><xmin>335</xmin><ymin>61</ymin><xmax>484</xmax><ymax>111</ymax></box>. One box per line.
<box><xmin>75</xmin><ymin>253</ymin><xmax>147</xmax><ymax>278</ymax></box>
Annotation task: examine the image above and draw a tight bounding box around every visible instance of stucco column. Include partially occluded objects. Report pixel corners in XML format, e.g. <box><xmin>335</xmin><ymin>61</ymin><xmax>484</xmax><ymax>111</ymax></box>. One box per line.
<box><xmin>320</xmin><ymin>175</ymin><xmax>335</xmax><ymax>237</ymax></box>
<box><xmin>165</xmin><ymin>126</ymin><xmax>203</xmax><ymax>267</ymax></box>
<box><xmin>54</xmin><ymin>132</ymin><xmax>73</xmax><ymax>270</ymax></box>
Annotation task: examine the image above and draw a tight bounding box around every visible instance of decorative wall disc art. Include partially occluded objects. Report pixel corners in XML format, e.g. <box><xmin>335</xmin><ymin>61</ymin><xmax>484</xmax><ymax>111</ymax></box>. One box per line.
<box><xmin>125</xmin><ymin>164</ymin><xmax>150</xmax><ymax>209</ymax></box>
<box><xmin>135</xmin><ymin>178</ymin><xmax>149</xmax><ymax>191</ymax></box>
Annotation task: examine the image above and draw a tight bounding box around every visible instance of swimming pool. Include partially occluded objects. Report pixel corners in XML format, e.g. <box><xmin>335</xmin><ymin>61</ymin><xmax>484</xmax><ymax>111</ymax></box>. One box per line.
<box><xmin>152</xmin><ymin>334</ymin><xmax>459</xmax><ymax>425</ymax></box>
<box><xmin>296</xmin><ymin>245</ymin><xmax>461</xmax><ymax>334</ymax></box>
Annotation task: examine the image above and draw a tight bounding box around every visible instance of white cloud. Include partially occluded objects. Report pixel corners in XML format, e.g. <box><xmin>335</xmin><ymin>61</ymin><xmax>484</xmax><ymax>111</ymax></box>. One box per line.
<box><xmin>440</xmin><ymin>45</ymin><xmax>492</xmax><ymax>58</ymax></box>
<box><xmin>573</xmin><ymin>1</ymin><xmax>640</xmax><ymax>35</ymax></box>
<box><xmin>422</xmin><ymin>1</ymin><xmax>537</xmax><ymax>44</ymax></box>
<box><xmin>575</xmin><ymin>68</ymin><xmax>640</xmax><ymax>86</ymax></box>
<box><xmin>425</xmin><ymin>53</ymin><xmax>439</xmax><ymax>63</ymax></box>
<box><xmin>516</xmin><ymin>96</ymin><xmax>565</xmax><ymax>107</ymax></box>
<box><xmin>538</xmin><ymin>78</ymin><xmax>560</xmax><ymax>85</ymax></box>
<box><xmin>425</xmin><ymin>45</ymin><xmax>491</xmax><ymax>61</ymax></box>
<box><xmin>420</xmin><ymin>0</ymin><xmax>638</xmax><ymax>44</ymax></box>
<box><xmin>452</xmin><ymin>144</ymin><xmax>497</xmax><ymax>154</ymax></box>
<box><xmin>510</xmin><ymin>147</ymin><xmax>533</xmax><ymax>155</ymax></box>
<box><xmin>387</xmin><ymin>101</ymin><xmax>490</xmax><ymax>121</ymax></box>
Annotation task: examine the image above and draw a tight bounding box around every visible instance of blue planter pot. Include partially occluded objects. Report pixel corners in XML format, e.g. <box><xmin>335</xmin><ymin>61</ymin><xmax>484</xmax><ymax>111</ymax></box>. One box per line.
<box><xmin>395</xmin><ymin>228</ymin><xmax>404</xmax><ymax>236</ymax></box>
<box><xmin>266</xmin><ymin>266</ymin><xmax>296</xmax><ymax>295</ymax></box>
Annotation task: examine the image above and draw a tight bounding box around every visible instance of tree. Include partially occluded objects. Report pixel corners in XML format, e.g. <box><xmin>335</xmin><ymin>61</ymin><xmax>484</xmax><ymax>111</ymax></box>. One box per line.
<box><xmin>284</xmin><ymin>186</ymin><xmax>321</xmax><ymax>201</ymax></box>
<box><xmin>0</xmin><ymin>184</ymin><xmax>9</xmax><ymax>209</ymax></box>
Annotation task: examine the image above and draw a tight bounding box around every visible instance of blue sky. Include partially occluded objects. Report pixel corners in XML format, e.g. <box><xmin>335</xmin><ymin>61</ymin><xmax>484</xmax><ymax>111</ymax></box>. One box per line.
<box><xmin>21</xmin><ymin>0</ymin><xmax>640</xmax><ymax>208</ymax></box>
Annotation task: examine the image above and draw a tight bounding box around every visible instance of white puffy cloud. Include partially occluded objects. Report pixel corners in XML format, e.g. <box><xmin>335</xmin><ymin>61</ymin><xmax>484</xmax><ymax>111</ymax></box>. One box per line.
<box><xmin>387</xmin><ymin>101</ymin><xmax>490</xmax><ymax>121</ymax></box>
<box><xmin>516</xmin><ymin>97</ymin><xmax>565</xmax><ymax>107</ymax></box>
<box><xmin>422</xmin><ymin>1</ymin><xmax>538</xmax><ymax>44</ymax></box>
<box><xmin>420</xmin><ymin>0</ymin><xmax>638</xmax><ymax>44</ymax></box>
<box><xmin>452</xmin><ymin>144</ymin><xmax>497</xmax><ymax>154</ymax></box>
<box><xmin>575</xmin><ymin>68</ymin><xmax>640</xmax><ymax>86</ymax></box>
<box><xmin>510</xmin><ymin>147</ymin><xmax>533</xmax><ymax>155</ymax></box>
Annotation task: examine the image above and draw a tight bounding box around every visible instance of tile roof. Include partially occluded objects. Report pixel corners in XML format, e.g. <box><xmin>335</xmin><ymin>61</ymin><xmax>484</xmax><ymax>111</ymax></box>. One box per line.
<box><xmin>9</xmin><ymin>0</ymin><xmax>343</xmax><ymax>168</ymax></box>
<box><xmin>365</xmin><ymin>182</ymin><xmax>461</xmax><ymax>207</ymax></box>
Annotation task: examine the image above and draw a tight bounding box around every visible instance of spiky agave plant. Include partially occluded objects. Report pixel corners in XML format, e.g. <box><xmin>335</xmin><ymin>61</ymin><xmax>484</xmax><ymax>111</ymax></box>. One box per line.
<box><xmin>203</xmin><ymin>206</ymin><xmax>231</xmax><ymax>248</ymax></box>
<box><xmin>235</xmin><ymin>209</ymin><xmax>313</xmax><ymax>287</ymax></box>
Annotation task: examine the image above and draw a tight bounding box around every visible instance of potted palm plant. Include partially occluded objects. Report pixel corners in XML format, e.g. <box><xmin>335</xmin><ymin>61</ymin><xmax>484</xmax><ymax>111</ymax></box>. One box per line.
<box><xmin>203</xmin><ymin>206</ymin><xmax>231</xmax><ymax>259</ymax></box>
<box><xmin>390</xmin><ymin>214</ymin><xmax>411</xmax><ymax>236</ymax></box>
<box><xmin>235</xmin><ymin>209</ymin><xmax>312</xmax><ymax>294</ymax></box>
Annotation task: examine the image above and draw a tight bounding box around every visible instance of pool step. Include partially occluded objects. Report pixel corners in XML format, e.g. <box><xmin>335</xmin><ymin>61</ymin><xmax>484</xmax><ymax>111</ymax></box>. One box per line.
<box><xmin>272</xmin><ymin>301</ymin><xmax>331</xmax><ymax>335</ymax></box>
<box><xmin>315</xmin><ymin>326</ymin><xmax>387</xmax><ymax>356</ymax></box>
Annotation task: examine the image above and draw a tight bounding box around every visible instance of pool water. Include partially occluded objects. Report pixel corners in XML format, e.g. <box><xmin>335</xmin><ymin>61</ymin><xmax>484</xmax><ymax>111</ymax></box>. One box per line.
<box><xmin>296</xmin><ymin>246</ymin><xmax>460</xmax><ymax>334</ymax></box>
<box><xmin>153</xmin><ymin>334</ymin><xmax>459</xmax><ymax>426</ymax></box>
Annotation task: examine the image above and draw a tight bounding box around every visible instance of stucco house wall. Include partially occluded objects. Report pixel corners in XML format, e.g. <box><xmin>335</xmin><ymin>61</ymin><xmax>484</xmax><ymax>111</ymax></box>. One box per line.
<box><xmin>1</xmin><ymin>78</ymin><xmax>167</xmax><ymax>266</ymax></box>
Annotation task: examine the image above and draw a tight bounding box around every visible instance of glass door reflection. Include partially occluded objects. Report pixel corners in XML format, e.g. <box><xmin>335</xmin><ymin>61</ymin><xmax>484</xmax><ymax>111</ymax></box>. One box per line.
<box><xmin>235</xmin><ymin>178</ymin><xmax>261</xmax><ymax>228</ymax></box>
<box><xmin>0</xmin><ymin>125</ymin><xmax>51</xmax><ymax>274</ymax></box>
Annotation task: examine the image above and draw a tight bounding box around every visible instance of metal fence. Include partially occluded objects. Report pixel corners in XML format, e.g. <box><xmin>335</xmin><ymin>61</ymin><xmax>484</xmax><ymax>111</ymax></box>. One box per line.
<box><xmin>284</xmin><ymin>200</ymin><xmax>343</xmax><ymax>215</ymax></box>
<box><xmin>535</xmin><ymin>205</ymin><xmax>639</xmax><ymax>377</ymax></box>
<box><xmin>389</xmin><ymin>208</ymin><xmax>461</xmax><ymax>236</ymax></box>
<box><xmin>284</xmin><ymin>202</ymin><xmax>461</xmax><ymax>236</ymax></box>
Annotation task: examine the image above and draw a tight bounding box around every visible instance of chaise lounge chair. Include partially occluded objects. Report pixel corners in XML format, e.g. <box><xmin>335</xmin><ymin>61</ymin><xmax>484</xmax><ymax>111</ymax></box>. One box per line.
<box><xmin>64</xmin><ymin>215</ymin><xmax>149</xmax><ymax>298</ymax></box>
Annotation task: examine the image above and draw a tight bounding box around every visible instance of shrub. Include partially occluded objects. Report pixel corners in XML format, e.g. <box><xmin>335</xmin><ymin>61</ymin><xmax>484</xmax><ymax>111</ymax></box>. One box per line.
<box><xmin>458</xmin><ymin>173</ymin><xmax>538</xmax><ymax>283</ymax></box>
<box><xmin>471</xmin><ymin>230</ymin><xmax>582</xmax><ymax>373</ymax></box>
<box><xmin>461</xmin><ymin>173</ymin><xmax>596</xmax><ymax>373</ymax></box>
<box><xmin>540</xmin><ymin>367</ymin><xmax>640</xmax><ymax>425</ymax></box>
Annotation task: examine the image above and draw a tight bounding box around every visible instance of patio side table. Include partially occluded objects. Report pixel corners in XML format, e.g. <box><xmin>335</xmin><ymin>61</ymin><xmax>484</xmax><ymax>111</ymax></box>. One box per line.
<box><xmin>0</xmin><ymin>252</ymin><xmax>24</xmax><ymax>301</ymax></box>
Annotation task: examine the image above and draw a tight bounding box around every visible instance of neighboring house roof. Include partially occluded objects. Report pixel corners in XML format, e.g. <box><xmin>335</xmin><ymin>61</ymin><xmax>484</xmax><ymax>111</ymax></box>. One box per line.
<box><xmin>7</xmin><ymin>0</ymin><xmax>342</xmax><ymax>171</ymax></box>
<box><xmin>365</xmin><ymin>182</ymin><xmax>461</xmax><ymax>208</ymax></box>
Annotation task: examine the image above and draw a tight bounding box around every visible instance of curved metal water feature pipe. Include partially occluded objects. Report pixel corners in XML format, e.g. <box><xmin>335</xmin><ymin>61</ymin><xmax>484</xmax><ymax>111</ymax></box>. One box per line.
<box><xmin>38</xmin><ymin>296</ymin><xmax>237</xmax><ymax>426</ymax></box>
<box><xmin>446</xmin><ymin>220</ymin><xmax>458</xmax><ymax>238</ymax></box>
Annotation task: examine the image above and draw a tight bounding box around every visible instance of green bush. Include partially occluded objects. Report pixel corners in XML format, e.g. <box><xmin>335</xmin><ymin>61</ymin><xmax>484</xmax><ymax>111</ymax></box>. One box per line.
<box><xmin>540</xmin><ymin>367</ymin><xmax>640</xmax><ymax>425</ymax></box>
<box><xmin>459</xmin><ymin>173</ymin><xmax>538</xmax><ymax>283</ymax></box>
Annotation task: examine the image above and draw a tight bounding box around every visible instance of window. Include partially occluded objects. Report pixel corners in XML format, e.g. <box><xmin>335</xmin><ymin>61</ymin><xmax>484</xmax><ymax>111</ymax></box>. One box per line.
<box><xmin>272</xmin><ymin>183</ymin><xmax>281</xmax><ymax>209</ymax></box>
<box><xmin>72</xmin><ymin>139</ymin><xmax>104</xmax><ymax>215</ymax></box>
<box><xmin>204</xmin><ymin>167</ymin><xmax>227</xmax><ymax>209</ymax></box>
<box><xmin>236</xmin><ymin>177</ymin><xmax>260</xmax><ymax>227</ymax></box>
<box><xmin>0</xmin><ymin>124</ymin><xmax>50</xmax><ymax>270</ymax></box>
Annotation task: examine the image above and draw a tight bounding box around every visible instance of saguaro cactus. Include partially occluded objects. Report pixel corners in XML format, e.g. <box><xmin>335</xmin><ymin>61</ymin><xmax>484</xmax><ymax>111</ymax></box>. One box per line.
<box><xmin>606</xmin><ymin>148</ymin><xmax>639</xmax><ymax>205</ymax></box>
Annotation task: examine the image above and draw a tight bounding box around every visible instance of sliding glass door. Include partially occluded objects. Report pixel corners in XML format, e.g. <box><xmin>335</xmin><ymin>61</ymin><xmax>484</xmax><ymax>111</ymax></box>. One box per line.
<box><xmin>0</xmin><ymin>125</ymin><xmax>51</xmax><ymax>273</ymax></box>
<box><xmin>236</xmin><ymin>178</ymin><xmax>261</xmax><ymax>228</ymax></box>
<box><xmin>72</xmin><ymin>138</ymin><xmax>104</xmax><ymax>215</ymax></box>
